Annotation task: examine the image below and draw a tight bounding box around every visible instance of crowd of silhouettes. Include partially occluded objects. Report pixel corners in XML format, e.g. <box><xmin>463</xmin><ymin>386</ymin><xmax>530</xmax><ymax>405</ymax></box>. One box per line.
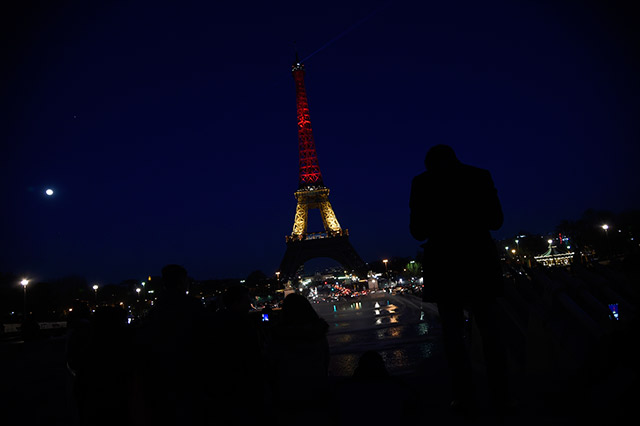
<box><xmin>66</xmin><ymin>264</ymin><xmax>414</xmax><ymax>426</ymax></box>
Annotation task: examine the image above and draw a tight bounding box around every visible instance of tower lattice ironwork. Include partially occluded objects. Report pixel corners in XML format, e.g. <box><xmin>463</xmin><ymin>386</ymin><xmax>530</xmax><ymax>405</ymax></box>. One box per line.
<box><xmin>279</xmin><ymin>57</ymin><xmax>365</xmax><ymax>279</ymax></box>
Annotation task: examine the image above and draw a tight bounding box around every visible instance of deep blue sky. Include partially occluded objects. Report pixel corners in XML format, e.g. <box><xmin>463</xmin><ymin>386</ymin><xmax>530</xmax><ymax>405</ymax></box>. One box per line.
<box><xmin>2</xmin><ymin>0</ymin><xmax>638</xmax><ymax>283</ymax></box>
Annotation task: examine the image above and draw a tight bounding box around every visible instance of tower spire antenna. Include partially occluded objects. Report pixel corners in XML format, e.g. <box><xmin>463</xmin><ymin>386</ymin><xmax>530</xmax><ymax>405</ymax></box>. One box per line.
<box><xmin>291</xmin><ymin>54</ymin><xmax>319</xmax><ymax>186</ymax></box>
<box><xmin>292</xmin><ymin>40</ymin><xmax>302</xmax><ymax>68</ymax></box>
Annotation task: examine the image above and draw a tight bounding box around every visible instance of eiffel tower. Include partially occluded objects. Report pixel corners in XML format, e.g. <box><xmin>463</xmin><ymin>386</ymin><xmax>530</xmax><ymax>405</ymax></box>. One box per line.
<box><xmin>279</xmin><ymin>56</ymin><xmax>366</xmax><ymax>280</ymax></box>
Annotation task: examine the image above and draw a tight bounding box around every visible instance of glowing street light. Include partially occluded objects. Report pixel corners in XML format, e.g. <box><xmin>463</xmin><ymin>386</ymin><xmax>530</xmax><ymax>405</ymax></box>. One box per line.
<box><xmin>382</xmin><ymin>259</ymin><xmax>389</xmax><ymax>287</ymax></box>
<box><xmin>20</xmin><ymin>279</ymin><xmax>29</xmax><ymax>321</ymax></box>
<box><xmin>92</xmin><ymin>284</ymin><xmax>99</xmax><ymax>303</ymax></box>
<box><xmin>135</xmin><ymin>287</ymin><xmax>141</xmax><ymax>301</ymax></box>
<box><xmin>602</xmin><ymin>224</ymin><xmax>611</xmax><ymax>259</ymax></box>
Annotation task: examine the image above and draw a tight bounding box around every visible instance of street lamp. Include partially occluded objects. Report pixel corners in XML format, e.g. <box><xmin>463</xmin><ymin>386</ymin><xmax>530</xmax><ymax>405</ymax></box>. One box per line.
<box><xmin>602</xmin><ymin>224</ymin><xmax>611</xmax><ymax>259</ymax></box>
<box><xmin>383</xmin><ymin>259</ymin><xmax>389</xmax><ymax>288</ymax></box>
<box><xmin>20</xmin><ymin>279</ymin><xmax>29</xmax><ymax>321</ymax></box>
<box><xmin>136</xmin><ymin>287</ymin><xmax>141</xmax><ymax>301</ymax></box>
<box><xmin>92</xmin><ymin>284</ymin><xmax>99</xmax><ymax>303</ymax></box>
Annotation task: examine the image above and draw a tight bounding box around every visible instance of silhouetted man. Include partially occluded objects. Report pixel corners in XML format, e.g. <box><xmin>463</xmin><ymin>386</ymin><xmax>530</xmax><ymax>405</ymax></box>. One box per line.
<box><xmin>133</xmin><ymin>264</ymin><xmax>209</xmax><ymax>425</ymax></box>
<box><xmin>410</xmin><ymin>145</ymin><xmax>508</xmax><ymax>412</ymax></box>
<box><xmin>212</xmin><ymin>285</ymin><xmax>267</xmax><ymax>425</ymax></box>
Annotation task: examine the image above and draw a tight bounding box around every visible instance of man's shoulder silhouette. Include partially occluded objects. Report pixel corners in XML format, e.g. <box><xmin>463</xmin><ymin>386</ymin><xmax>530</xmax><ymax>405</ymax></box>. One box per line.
<box><xmin>410</xmin><ymin>146</ymin><xmax>503</xmax><ymax>242</ymax></box>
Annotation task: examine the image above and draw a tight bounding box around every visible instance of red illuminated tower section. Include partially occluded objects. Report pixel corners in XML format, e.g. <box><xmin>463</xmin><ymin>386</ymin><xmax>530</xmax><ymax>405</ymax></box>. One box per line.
<box><xmin>292</xmin><ymin>59</ymin><xmax>324</xmax><ymax>188</ymax></box>
<box><xmin>279</xmin><ymin>57</ymin><xmax>365</xmax><ymax>280</ymax></box>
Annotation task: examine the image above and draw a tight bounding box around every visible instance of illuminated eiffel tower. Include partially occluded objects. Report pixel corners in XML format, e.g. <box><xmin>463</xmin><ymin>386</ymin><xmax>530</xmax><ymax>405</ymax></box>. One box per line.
<box><xmin>279</xmin><ymin>56</ymin><xmax>366</xmax><ymax>280</ymax></box>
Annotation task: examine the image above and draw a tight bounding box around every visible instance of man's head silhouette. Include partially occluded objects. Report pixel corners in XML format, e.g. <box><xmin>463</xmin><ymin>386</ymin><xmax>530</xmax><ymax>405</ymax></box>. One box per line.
<box><xmin>425</xmin><ymin>144</ymin><xmax>460</xmax><ymax>172</ymax></box>
<box><xmin>161</xmin><ymin>264</ymin><xmax>188</xmax><ymax>293</ymax></box>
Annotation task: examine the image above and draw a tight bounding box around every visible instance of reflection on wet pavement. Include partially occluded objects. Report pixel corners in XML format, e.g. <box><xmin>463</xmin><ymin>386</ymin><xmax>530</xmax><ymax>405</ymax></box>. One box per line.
<box><xmin>312</xmin><ymin>293</ymin><xmax>441</xmax><ymax>375</ymax></box>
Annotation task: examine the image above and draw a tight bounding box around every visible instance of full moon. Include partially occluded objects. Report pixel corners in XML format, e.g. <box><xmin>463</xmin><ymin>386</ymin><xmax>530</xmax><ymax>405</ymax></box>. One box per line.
<box><xmin>45</xmin><ymin>189</ymin><xmax>54</xmax><ymax>196</ymax></box>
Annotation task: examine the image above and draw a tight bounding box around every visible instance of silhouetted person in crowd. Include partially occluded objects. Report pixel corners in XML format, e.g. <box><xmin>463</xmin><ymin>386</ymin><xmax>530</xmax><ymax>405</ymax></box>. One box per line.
<box><xmin>66</xmin><ymin>301</ymin><xmax>92</xmax><ymax>372</ymax></box>
<box><xmin>133</xmin><ymin>264</ymin><xmax>209</xmax><ymax>425</ymax></box>
<box><xmin>66</xmin><ymin>301</ymin><xmax>92</xmax><ymax>422</ymax></box>
<box><xmin>20</xmin><ymin>313</ymin><xmax>41</xmax><ymax>340</ymax></box>
<box><xmin>268</xmin><ymin>293</ymin><xmax>330</xmax><ymax>426</ymax></box>
<box><xmin>73</xmin><ymin>306</ymin><xmax>133</xmax><ymax>426</ymax></box>
<box><xmin>334</xmin><ymin>350</ymin><xmax>417</xmax><ymax>425</ymax></box>
<box><xmin>353</xmin><ymin>349</ymin><xmax>389</xmax><ymax>379</ymax></box>
<box><xmin>410</xmin><ymin>145</ymin><xmax>509</xmax><ymax>413</ymax></box>
<box><xmin>211</xmin><ymin>284</ymin><xmax>266</xmax><ymax>425</ymax></box>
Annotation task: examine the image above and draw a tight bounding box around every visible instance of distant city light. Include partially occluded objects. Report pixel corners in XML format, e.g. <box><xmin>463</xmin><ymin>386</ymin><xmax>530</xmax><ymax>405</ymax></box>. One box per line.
<box><xmin>45</xmin><ymin>189</ymin><xmax>54</xmax><ymax>196</ymax></box>
<box><xmin>21</xmin><ymin>279</ymin><xmax>29</xmax><ymax>287</ymax></box>
<box><xmin>602</xmin><ymin>224</ymin><xmax>609</xmax><ymax>231</ymax></box>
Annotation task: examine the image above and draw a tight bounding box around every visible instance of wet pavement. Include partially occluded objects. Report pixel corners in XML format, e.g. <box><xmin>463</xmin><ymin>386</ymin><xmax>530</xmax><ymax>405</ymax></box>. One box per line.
<box><xmin>314</xmin><ymin>292</ymin><xmax>441</xmax><ymax>376</ymax></box>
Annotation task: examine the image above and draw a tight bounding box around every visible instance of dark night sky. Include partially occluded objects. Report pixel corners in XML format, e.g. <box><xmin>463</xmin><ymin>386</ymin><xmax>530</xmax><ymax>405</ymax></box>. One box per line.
<box><xmin>2</xmin><ymin>0</ymin><xmax>639</xmax><ymax>283</ymax></box>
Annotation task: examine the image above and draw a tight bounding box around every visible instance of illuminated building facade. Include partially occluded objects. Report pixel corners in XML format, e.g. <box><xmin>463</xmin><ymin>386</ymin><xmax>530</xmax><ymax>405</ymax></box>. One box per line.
<box><xmin>534</xmin><ymin>240</ymin><xmax>574</xmax><ymax>266</ymax></box>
